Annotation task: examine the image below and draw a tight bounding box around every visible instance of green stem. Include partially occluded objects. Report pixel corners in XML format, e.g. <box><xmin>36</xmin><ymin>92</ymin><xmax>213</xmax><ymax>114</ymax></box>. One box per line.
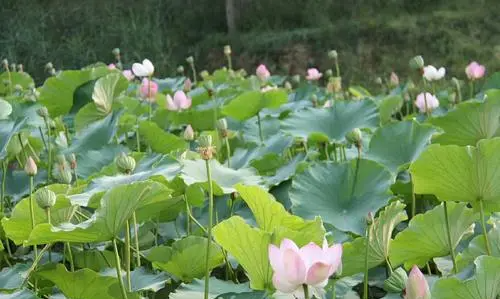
<box><xmin>334</xmin><ymin>58</ymin><xmax>340</xmax><ymax>77</ymax></box>
<box><xmin>386</xmin><ymin>258</ymin><xmax>393</xmax><ymax>277</ymax></box>
<box><xmin>191</xmin><ymin>64</ymin><xmax>197</xmax><ymax>84</ymax></box>
<box><xmin>225</xmin><ymin>137</ymin><xmax>231</xmax><ymax>168</ymax></box>
<box><xmin>411</xmin><ymin>174</ymin><xmax>416</xmax><ymax>218</ymax></box>
<box><xmin>333</xmin><ymin>144</ymin><xmax>338</xmax><ymax>162</ymax></box>
<box><xmin>132</xmin><ymin>212</ymin><xmax>141</xmax><ymax>267</ymax></box>
<box><xmin>257</xmin><ymin>112</ymin><xmax>264</xmax><ymax>144</ymax></box>
<box><xmin>125</xmin><ymin>221</ymin><xmax>132</xmax><ymax>291</ymax></box>
<box><xmin>22</xmin><ymin>244</ymin><xmax>52</xmax><ymax>287</ymax></box>
<box><xmin>342</xmin><ymin>144</ymin><xmax>347</xmax><ymax>162</ymax></box>
<box><xmin>46</xmin><ymin>208</ymin><xmax>52</xmax><ymax>262</ymax></box>
<box><xmin>29</xmin><ymin>177</ymin><xmax>38</xmax><ymax>260</ymax></box>
<box><xmin>184</xmin><ymin>196</ymin><xmax>191</xmax><ymax>235</ymax></box>
<box><xmin>426</xmin><ymin>263</ymin><xmax>432</xmax><ymax>275</ymax></box>
<box><xmin>469</xmin><ymin>81</ymin><xmax>474</xmax><ymax>100</ymax></box>
<box><xmin>39</xmin><ymin>127</ymin><xmax>48</xmax><ymax>152</ymax></box>
<box><xmin>454</xmin><ymin>80</ymin><xmax>462</xmax><ymax>104</ymax></box>
<box><xmin>204</xmin><ymin>159</ymin><xmax>214</xmax><ymax>299</ymax></box>
<box><xmin>227</xmin><ymin>56</ymin><xmax>232</xmax><ymax>71</ymax></box>
<box><xmin>17</xmin><ymin>134</ymin><xmax>28</xmax><ymax>161</ymax></box>
<box><xmin>303</xmin><ymin>284</ymin><xmax>310</xmax><ymax>299</ymax></box>
<box><xmin>443</xmin><ymin>202</ymin><xmax>457</xmax><ymax>274</ymax></box>
<box><xmin>44</xmin><ymin>118</ymin><xmax>52</xmax><ymax>182</ymax></box>
<box><xmin>324</xmin><ymin>142</ymin><xmax>330</xmax><ymax>160</ymax></box>
<box><xmin>1</xmin><ymin>161</ymin><xmax>6</xmax><ymax>213</ymax></box>
<box><xmin>66</xmin><ymin>243</ymin><xmax>75</xmax><ymax>271</ymax></box>
<box><xmin>6</xmin><ymin>67</ymin><xmax>12</xmax><ymax>95</ymax></box>
<box><xmin>112</xmin><ymin>239</ymin><xmax>129</xmax><ymax>299</ymax></box>
<box><xmin>136</xmin><ymin>119</ymin><xmax>141</xmax><ymax>153</ymax></box>
<box><xmin>363</xmin><ymin>223</ymin><xmax>371</xmax><ymax>299</ymax></box>
<box><xmin>73</xmin><ymin>169</ymin><xmax>78</xmax><ymax>187</ymax></box>
<box><xmin>478</xmin><ymin>198</ymin><xmax>492</xmax><ymax>255</ymax></box>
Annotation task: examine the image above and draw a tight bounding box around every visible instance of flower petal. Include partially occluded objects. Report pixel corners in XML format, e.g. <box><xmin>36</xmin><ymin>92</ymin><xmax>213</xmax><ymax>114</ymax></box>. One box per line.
<box><xmin>272</xmin><ymin>273</ymin><xmax>300</xmax><ymax>293</ymax></box>
<box><xmin>282</xmin><ymin>248</ymin><xmax>306</xmax><ymax>285</ymax></box>
<box><xmin>132</xmin><ymin>63</ymin><xmax>148</xmax><ymax>77</ymax></box>
<box><xmin>166</xmin><ymin>94</ymin><xmax>178</xmax><ymax>111</ymax></box>
<box><xmin>305</xmin><ymin>262</ymin><xmax>331</xmax><ymax>285</ymax></box>
<box><xmin>326</xmin><ymin>244</ymin><xmax>343</xmax><ymax>276</ymax></box>
<box><xmin>142</xmin><ymin>59</ymin><xmax>154</xmax><ymax>75</ymax></box>
<box><xmin>299</xmin><ymin>242</ymin><xmax>324</xmax><ymax>268</ymax></box>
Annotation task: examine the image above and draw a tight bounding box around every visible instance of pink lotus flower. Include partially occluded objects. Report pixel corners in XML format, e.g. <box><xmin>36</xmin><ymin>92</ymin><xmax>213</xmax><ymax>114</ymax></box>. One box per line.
<box><xmin>415</xmin><ymin>92</ymin><xmax>439</xmax><ymax>113</ymax></box>
<box><xmin>122</xmin><ymin>70</ymin><xmax>135</xmax><ymax>81</ymax></box>
<box><xmin>183</xmin><ymin>125</ymin><xmax>194</xmax><ymax>140</ymax></box>
<box><xmin>404</xmin><ymin>266</ymin><xmax>430</xmax><ymax>299</ymax></box>
<box><xmin>24</xmin><ymin>156</ymin><xmax>38</xmax><ymax>176</ymax></box>
<box><xmin>139</xmin><ymin>78</ymin><xmax>158</xmax><ymax>103</ymax></box>
<box><xmin>423</xmin><ymin>65</ymin><xmax>445</xmax><ymax>81</ymax></box>
<box><xmin>256</xmin><ymin>64</ymin><xmax>271</xmax><ymax>81</ymax></box>
<box><xmin>306</xmin><ymin>68</ymin><xmax>323</xmax><ymax>81</ymax></box>
<box><xmin>166</xmin><ymin>91</ymin><xmax>192</xmax><ymax>111</ymax></box>
<box><xmin>184</xmin><ymin>78</ymin><xmax>192</xmax><ymax>92</ymax></box>
<box><xmin>269</xmin><ymin>238</ymin><xmax>342</xmax><ymax>295</ymax></box>
<box><xmin>108</xmin><ymin>64</ymin><xmax>117</xmax><ymax>70</ymax></box>
<box><xmin>465</xmin><ymin>61</ymin><xmax>486</xmax><ymax>80</ymax></box>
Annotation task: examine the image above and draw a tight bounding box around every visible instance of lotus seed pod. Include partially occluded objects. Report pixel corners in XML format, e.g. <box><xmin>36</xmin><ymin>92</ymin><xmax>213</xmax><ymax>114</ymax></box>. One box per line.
<box><xmin>409</xmin><ymin>55</ymin><xmax>424</xmax><ymax>70</ymax></box>
<box><xmin>186</xmin><ymin>56</ymin><xmax>194</xmax><ymax>65</ymax></box>
<box><xmin>35</xmin><ymin>188</ymin><xmax>57</xmax><ymax>209</ymax></box>
<box><xmin>375</xmin><ymin>77</ymin><xmax>383</xmax><ymax>85</ymax></box>
<box><xmin>383</xmin><ymin>268</ymin><xmax>408</xmax><ymax>293</ymax></box>
<box><xmin>224</xmin><ymin>45</ymin><xmax>232</xmax><ymax>56</ymax></box>
<box><xmin>204</xmin><ymin>80</ymin><xmax>214</xmax><ymax>91</ymax></box>
<box><xmin>325</xmin><ymin>69</ymin><xmax>333</xmax><ymax>78</ymax></box>
<box><xmin>115</xmin><ymin>152</ymin><xmax>136</xmax><ymax>174</ymax></box>
<box><xmin>2</xmin><ymin>59</ymin><xmax>8</xmax><ymax>67</ymax></box>
<box><xmin>346</xmin><ymin>128</ymin><xmax>363</xmax><ymax>146</ymax></box>
<box><xmin>17</xmin><ymin>64</ymin><xmax>24</xmax><ymax>72</ymax></box>
<box><xmin>25</xmin><ymin>156</ymin><xmax>38</xmax><ymax>176</ymax></box>
<box><xmin>238</xmin><ymin>69</ymin><xmax>247</xmax><ymax>78</ymax></box>
<box><xmin>198</xmin><ymin>135</ymin><xmax>214</xmax><ymax>160</ymax></box>
<box><xmin>112</xmin><ymin>48</ymin><xmax>121</xmax><ymax>56</ymax></box>
<box><xmin>292</xmin><ymin>74</ymin><xmax>301</xmax><ymax>84</ymax></box>
<box><xmin>177</xmin><ymin>65</ymin><xmax>185</xmax><ymax>74</ymax></box>
<box><xmin>328</xmin><ymin>50</ymin><xmax>338</xmax><ymax>60</ymax></box>
<box><xmin>218</xmin><ymin>118</ymin><xmax>228</xmax><ymax>131</ymax></box>
<box><xmin>10</xmin><ymin>64</ymin><xmax>16</xmax><ymax>72</ymax></box>
<box><xmin>198</xmin><ymin>135</ymin><xmax>213</xmax><ymax>148</ymax></box>
<box><xmin>37</xmin><ymin>106</ymin><xmax>49</xmax><ymax>118</ymax></box>
<box><xmin>55</xmin><ymin>167</ymin><xmax>73</xmax><ymax>184</ymax></box>
<box><xmin>284</xmin><ymin>81</ymin><xmax>292</xmax><ymax>91</ymax></box>
<box><xmin>45</xmin><ymin>62</ymin><xmax>54</xmax><ymax>70</ymax></box>
<box><xmin>200</xmin><ymin>70</ymin><xmax>210</xmax><ymax>80</ymax></box>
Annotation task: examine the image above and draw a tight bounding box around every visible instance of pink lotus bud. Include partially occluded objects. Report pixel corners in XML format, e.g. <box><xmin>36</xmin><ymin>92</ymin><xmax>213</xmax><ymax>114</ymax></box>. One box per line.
<box><xmin>404</xmin><ymin>266</ymin><xmax>430</xmax><ymax>299</ymax></box>
<box><xmin>122</xmin><ymin>70</ymin><xmax>135</xmax><ymax>81</ymax></box>
<box><xmin>256</xmin><ymin>64</ymin><xmax>271</xmax><ymax>81</ymax></box>
<box><xmin>184</xmin><ymin>125</ymin><xmax>194</xmax><ymax>141</ymax></box>
<box><xmin>268</xmin><ymin>238</ymin><xmax>342</xmax><ymax>294</ymax></box>
<box><xmin>108</xmin><ymin>64</ymin><xmax>117</xmax><ymax>70</ymax></box>
<box><xmin>465</xmin><ymin>61</ymin><xmax>486</xmax><ymax>80</ymax></box>
<box><xmin>390</xmin><ymin>72</ymin><xmax>399</xmax><ymax>86</ymax></box>
<box><xmin>184</xmin><ymin>78</ymin><xmax>192</xmax><ymax>92</ymax></box>
<box><xmin>415</xmin><ymin>92</ymin><xmax>439</xmax><ymax>113</ymax></box>
<box><xmin>423</xmin><ymin>65</ymin><xmax>446</xmax><ymax>81</ymax></box>
<box><xmin>306</xmin><ymin>68</ymin><xmax>323</xmax><ymax>81</ymax></box>
<box><xmin>139</xmin><ymin>78</ymin><xmax>158</xmax><ymax>103</ymax></box>
<box><xmin>25</xmin><ymin>156</ymin><xmax>37</xmax><ymax>176</ymax></box>
<box><xmin>166</xmin><ymin>91</ymin><xmax>192</xmax><ymax>111</ymax></box>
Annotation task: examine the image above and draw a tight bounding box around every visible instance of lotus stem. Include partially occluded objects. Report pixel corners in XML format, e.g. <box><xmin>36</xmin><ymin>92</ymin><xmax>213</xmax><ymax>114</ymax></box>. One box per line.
<box><xmin>22</xmin><ymin>243</ymin><xmax>52</xmax><ymax>287</ymax></box>
<box><xmin>411</xmin><ymin>174</ymin><xmax>416</xmax><ymax>219</ymax></box>
<box><xmin>29</xmin><ymin>177</ymin><xmax>38</xmax><ymax>260</ymax></box>
<box><xmin>203</xmin><ymin>159</ymin><xmax>214</xmax><ymax>299</ymax></box>
<box><xmin>478</xmin><ymin>198</ymin><xmax>492</xmax><ymax>255</ymax></box>
<box><xmin>324</xmin><ymin>142</ymin><xmax>330</xmax><ymax>160</ymax></box>
<box><xmin>124</xmin><ymin>220</ymin><xmax>132</xmax><ymax>291</ymax></box>
<box><xmin>132</xmin><ymin>212</ymin><xmax>141</xmax><ymax>267</ymax></box>
<box><xmin>39</xmin><ymin>127</ymin><xmax>48</xmax><ymax>152</ymax></box>
<box><xmin>303</xmin><ymin>284</ymin><xmax>310</xmax><ymax>299</ymax></box>
<box><xmin>469</xmin><ymin>81</ymin><xmax>474</xmax><ymax>100</ymax></box>
<box><xmin>1</xmin><ymin>160</ymin><xmax>6</xmax><ymax>212</ymax></box>
<box><xmin>46</xmin><ymin>208</ymin><xmax>52</xmax><ymax>262</ymax></box>
<box><xmin>333</xmin><ymin>144</ymin><xmax>338</xmax><ymax>162</ymax></box>
<box><xmin>190</xmin><ymin>63</ymin><xmax>197</xmax><ymax>85</ymax></box>
<box><xmin>5</xmin><ymin>64</ymin><xmax>12</xmax><ymax>95</ymax></box>
<box><xmin>184</xmin><ymin>196</ymin><xmax>191</xmax><ymax>235</ymax></box>
<box><xmin>225</xmin><ymin>137</ymin><xmax>231</xmax><ymax>168</ymax></box>
<box><xmin>257</xmin><ymin>112</ymin><xmax>264</xmax><ymax>144</ymax></box>
<box><xmin>17</xmin><ymin>134</ymin><xmax>28</xmax><ymax>161</ymax></box>
<box><xmin>66</xmin><ymin>243</ymin><xmax>75</xmax><ymax>271</ymax></box>
<box><xmin>44</xmin><ymin>118</ymin><xmax>52</xmax><ymax>182</ymax></box>
<box><xmin>363</xmin><ymin>223</ymin><xmax>371</xmax><ymax>299</ymax></box>
<box><xmin>334</xmin><ymin>57</ymin><xmax>340</xmax><ymax>77</ymax></box>
<box><xmin>426</xmin><ymin>263</ymin><xmax>432</xmax><ymax>274</ymax></box>
<box><xmin>112</xmin><ymin>239</ymin><xmax>129</xmax><ymax>299</ymax></box>
<box><xmin>136</xmin><ymin>118</ymin><xmax>141</xmax><ymax>153</ymax></box>
<box><xmin>443</xmin><ymin>202</ymin><xmax>457</xmax><ymax>274</ymax></box>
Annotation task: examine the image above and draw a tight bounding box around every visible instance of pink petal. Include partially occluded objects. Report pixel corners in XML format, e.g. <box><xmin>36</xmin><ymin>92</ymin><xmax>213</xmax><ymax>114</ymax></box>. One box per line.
<box><xmin>269</xmin><ymin>244</ymin><xmax>284</xmax><ymax>273</ymax></box>
<box><xmin>299</xmin><ymin>242</ymin><xmax>324</xmax><ymax>268</ymax></box>
<box><xmin>282</xmin><ymin>248</ymin><xmax>306</xmax><ymax>285</ymax></box>
<box><xmin>166</xmin><ymin>94</ymin><xmax>178</xmax><ymax>111</ymax></box>
<box><xmin>305</xmin><ymin>262</ymin><xmax>331</xmax><ymax>286</ymax></box>
<box><xmin>326</xmin><ymin>244</ymin><xmax>343</xmax><ymax>276</ymax></box>
<box><xmin>406</xmin><ymin>265</ymin><xmax>430</xmax><ymax>299</ymax></box>
<box><xmin>280</xmin><ymin>238</ymin><xmax>300</xmax><ymax>252</ymax></box>
<box><xmin>272</xmin><ymin>273</ymin><xmax>300</xmax><ymax>293</ymax></box>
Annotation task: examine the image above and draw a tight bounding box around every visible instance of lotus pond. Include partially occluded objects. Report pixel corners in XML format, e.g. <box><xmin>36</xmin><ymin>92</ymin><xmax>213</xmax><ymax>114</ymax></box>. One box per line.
<box><xmin>0</xmin><ymin>51</ymin><xmax>499</xmax><ymax>299</ymax></box>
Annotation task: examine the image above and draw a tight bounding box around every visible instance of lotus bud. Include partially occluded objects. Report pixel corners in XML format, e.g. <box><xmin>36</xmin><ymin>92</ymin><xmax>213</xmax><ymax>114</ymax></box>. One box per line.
<box><xmin>311</xmin><ymin>94</ymin><xmax>318</xmax><ymax>107</ymax></box>
<box><xmin>328</xmin><ymin>50</ymin><xmax>338</xmax><ymax>60</ymax></box>
<box><xmin>184</xmin><ymin>125</ymin><xmax>194</xmax><ymax>141</ymax></box>
<box><xmin>198</xmin><ymin>135</ymin><xmax>214</xmax><ymax>160</ymax></box>
<box><xmin>17</xmin><ymin>64</ymin><xmax>24</xmax><ymax>72</ymax></box>
<box><xmin>45</xmin><ymin>62</ymin><xmax>54</xmax><ymax>70</ymax></box>
<box><xmin>200</xmin><ymin>70</ymin><xmax>210</xmax><ymax>80</ymax></box>
<box><xmin>184</xmin><ymin>78</ymin><xmax>192</xmax><ymax>92</ymax></box>
<box><xmin>375</xmin><ymin>77</ymin><xmax>383</xmax><ymax>85</ymax></box>
<box><xmin>405</xmin><ymin>266</ymin><xmax>431</xmax><ymax>299</ymax></box>
<box><xmin>55</xmin><ymin>167</ymin><xmax>72</xmax><ymax>184</ymax></box>
<box><xmin>384</xmin><ymin>268</ymin><xmax>408</xmax><ymax>293</ymax></box>
<box><xmin>218</xmin><ymin>118</ymin><xmax>229</xmax><ymax>137</ymax></box>
<box><xmin>186</xmin><ymin>56</ymin><xmax>194</xmax><ymax>65</ymax></box>
<box><xmin>238</xmin><ymin>69</ymin><xmax>247</xmax><ymax>78</ymax></box>
<box><xmin>409</xmin><ymin>55</ymin><xmax>424</xmax><ymax>70</ymax></box>
<box><xmin>332</xmin><ymin>76</ymin><xmax>342</xmax><ymax>92</ymax></box>
<box><xmin>284</xmin><ymin>81</ymin><xmax>292</xmax><ymax>91</ymax></box>
<box><xmin>69</xmin><ymin>153</ymin><xmax>77</xmax><ymax>170</ymax></box>
<box><xmin>2</xmin><ymin>59</ymin><xmax>8</xmax><ymax>68</ymax></box>
<box><xmin>204</xmin><ymin>80</ymin><xmax>214</xmax><ymax>92</ymax></box>
<box><xmin>346</xmin><ymin>128</ymin><xmax>363</xmax><ymax>148</ymax></box>
<box><xmin>177</xmin><ymin>65</ymin><xmax>185</xmax><ymax>74</ymax></box>
<box><xmin>292</xmin><ymin>74</ymin><xmax>301</xmax><ymax>84</ymax></box>
<box><xmin>25</xmin><ymin>156</ymin><xmax>37</xmax><ymax>176</ymax></box>
<box><xmin>10</xmin><ymin>64</ymin><xmax>16</xmax><ymax>72</ymax></box>
<box><xmin>35</xmin><ymin>188</ymin><xmax>57</xmax><ymax>209</ymax></box>
<box><xmin>224</xmin><ymin>45</ymin><xmax>232</xmax><ymax>56</ymax></box>
<box><xmin>112</xmin><ymin>48</ymin><xmax>121</xmax><ymax>56</ymax></box>
<box><xmin>115</xmin><ymin>152</ymin><xmax>136</xmax><ymax>174</ymax></box>
<box><xmin>366</xmin><ymin>211</ymin><xmax>374</xmax><ymax>225</ymax></box>
<box><xmin>325</xmin><ymin>69</ymin><xmax>333</xmax><ymax>78</ymax></box>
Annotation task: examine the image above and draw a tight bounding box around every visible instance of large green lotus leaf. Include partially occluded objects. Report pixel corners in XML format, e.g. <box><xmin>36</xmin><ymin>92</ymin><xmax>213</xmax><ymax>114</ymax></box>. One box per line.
<box><xmin>212</xmin><ymin>216</ymin><xmax>273</xmax><ymax>290</ymax></box>
<box><xmin>37</xmin><ymin>264</ymin><xmax>139</xmax><ymax>299</ymax></box>
<box><xmin>147</xmin><ymin>236</ymin><xmax>224</xmax><ymax>282</ymax></box>
<box><xmin>65</xmin><ymin>110</ymin><xmax>122</xmax><ymax>155</ymax></box>
<box><xmin>38</xmin><ymin>67</ymin><xmax>110</xmax><ymax>117</ymax></box>
<box><xmin>222</xmin><ymin>89</ymin><xmax>288</xmax><ymax>121</ymax></box>
<box><xmin>290</xmin><ymin>160</ymin><xmax>394</xmax><ymax>235</ymax></box>
<box><xmin>431</xmin><ymin>255</ymin><xmax>500</xmax><ymax>299</ymax></box>
<box><xmin>0</xmin><ymin>263</ymin><xmax>30</xmax><ymax>291</ymax></box>
<box><xmin>378</xmin><ymin>95</ymin><xmax>403</xmax><ymax>124</ymax></box>
<box><xmin>7</xmin><ymin>101</ymin><xmax>45</xmax><ymax>127</ymax></box>
<box><xmin>168</xmin><ymin>105</ymin><xmax>222</xmax><ymax>131</ymax></box>
<box><xmin>0</xmin><ymin>118</ymin><xmax>26</xmax><ymax>160</ymax></box>
<box><xmin>281</xmin><ymin>99</ymin><xmax>379</xmax><ymax>142</ymax></box>
<box><xmin>72</xmin><ymin>249</ymin><xmax>117</xmax><ymax>271</ymax></box>
<box><xmin>230</xmin><ymin>134</ymin><xmax>293</xmax><ymax>170</ymax></box>
<box><xmin>2</xmin><ymin>195</ymin><xmax>74</xmax><ymax>245</ymax></box>
<box><xmin>75</xmin><ymin>145</ymin><xmax>127</xmax><ymax>179</ymax></box>
<box><xmin>389</xmin><ymin>202</ymin><xmax>477</xmax><ymax>267</ymax></box>
<box><xmin>215</xmin><ymin>292</ymin><xmax>267</xmax><ymax>299</ymax></box>
<box><xmin>241</xmin><ymin>115</ymin><xmax>282</xmax><ymax>145</ymax></box>
<box><xmin>342</xmin><ymin>201</ymin><xmax>407</xmax><ymax>276</ymax></box>
<box><xmin>457</xmin><ymin>223</ymin><xmax>500</xmax><ymax>271</ymax></box>
<box><xmin>0</xmin><ymin>289</ymin><xmax>39</xmax><ymax>299</ymax></box>
<box><xmin>138</xmin><ymin>121</ymin><xmax>187</xmax><ymax>154</ymax></box>
<box><xmin>170</xmin><ymin>278</ymin><xmax>251</xmax><ymax>299</ymax></box>
<box><xmin>26</xmin><ymin>181</ymin><xmax>168</xmax><ymax>244</ymax></box>
<box><xmin>264</xmin><ymin>153</ymin><xmax>307</xmax><ymax>187</ymax></box>
<box><xmin>481</xmin><ymin>73</ymin><xmax>500</xmax><ymax>91</ymax></box>
<box><xmin>0</xmin><ymin>99</ymin><xmax>12</xmax><ymax>119</ymax></box>
<box><xmin>0</xmin><ymin>71</ymin><xmax>34</xmax><ymax>96</ymax></box>
<box><xmin>429</xmin><ymin>89</ymin><xmax>500</xmax><ymax>146</ymax></box>
<box><xmin>235</xmin><ymin>184</ymin><xmax>324</xmax><ymax>246</ymax></box>
<box><xmin>366</xmin><ymin>120</ymin><xmax>438</xmax><ymax>172</ymax></box>
<box><xmin>181</xmin><ymin>159</ymin><xmax>263</xmax><ymax>195</ymax></box>
<box><xmin>410</xmin><ymin>138</ymin><xmax>500</xmax><ymax>211</ymax></box>
<box><xmin>128</xmin><ymin>267</ymin><xmax>168</xmax><ymax>292</ymax></box>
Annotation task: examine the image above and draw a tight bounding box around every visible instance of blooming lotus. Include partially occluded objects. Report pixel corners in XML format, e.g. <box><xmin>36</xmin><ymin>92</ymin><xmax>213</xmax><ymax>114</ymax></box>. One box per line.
<box><xmin>108</xmin><ymin>63</ymin><xmax>117</xmax><ymax>70</ymax></box>
<box><xmin>269</xmin><ymin>238</ymin><xmax>342</xmax><ymax>296</ymax></box>
<box><xmin>423</xmin><ymin>65</ymin><xmax>445</xmax><ymax>81</ymax></box>
<box><xmin>122</xmin><ymin>70</ymin><xmax>135</xmax><ymax>81</ymax></box>
<box><xmin>166</xmin><ymin>91</ymin><xmax>192</xmax><ymax>111</ymax></box>
<box><xmin>415</xmin><ymin>92</ymin><xmax>439</xmax><ymax>113</ymax></box>
<box><xmin>465</xmin><ymin>61</ymin><xmax>485</xmax><ymax>80</ymax></box>
<box><xmin>139</xmin><ymin>78</ymin><xmax>158</xmax><ymax>103</ymax></box>
<box><xmin>404</xmin><ymin>266</ymin><xmax>430</xmax><ymax>299</ymax></box>
<box><xmin>306</xmin><ymin>68</ymin><xmax>323</xmax><ymax>81</ymax></box>
<box><xmin>132</xmin><ymin>59</ymin><xmax>154</xmax><ymax>77</ymax></box>
<box><xmin>256</xmin><ymin>64</ymin><xmax>270</xmax><ymax>81</ymax></box>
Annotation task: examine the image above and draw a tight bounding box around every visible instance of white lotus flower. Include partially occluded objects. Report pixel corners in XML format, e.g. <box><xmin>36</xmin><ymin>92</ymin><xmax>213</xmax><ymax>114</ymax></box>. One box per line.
<box><xmin>132</xmin><ymin>59</ymin><xmax>154</xmax><ymax>77</ymax></box>
<box><xmin>423</xmin><ymin>65</ymin><xmax>445</xmax><ymax>81</ymax></box>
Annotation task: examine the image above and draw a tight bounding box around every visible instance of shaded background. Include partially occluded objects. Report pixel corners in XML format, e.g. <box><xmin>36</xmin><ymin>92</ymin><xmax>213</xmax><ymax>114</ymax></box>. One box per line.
<box><xmin>1</xmin><ymin>0</ymin><xmax>499</xmax><ymax>84</ymax></box>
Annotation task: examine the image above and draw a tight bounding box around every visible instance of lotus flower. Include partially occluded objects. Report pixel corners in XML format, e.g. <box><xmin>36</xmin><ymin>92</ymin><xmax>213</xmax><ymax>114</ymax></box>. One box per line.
<box><xmin>269</xmin><ymin>239</ymin><xmax>342</xmax><ymax>295</ymax></box>
<box><xmin>423</xmin><ymin>65</ymin><xmax>445</xmax><ymax>81</ymax></box>
<box><xmin>184</xmin><ymin>78</ymin><xmax>192</xmax><ymax>92</ymax></box>
<box><xmin>25</xmin><ymin>156</ymin><xmax>37</xmax><ymax>176</ymax></box>
<box><xmin>465</xmin><ymin>61</ymin><xmax>486</xmax><ymax>80</ymax></box>
<box><xmin>122</xmin><ymin>70</ymin><xmax>135</xmax><ymax>81</ymax></box>
<box><xmin>306</xmin><ymin>68</ymin><xmax>323</xmax><ymax>81</ymax></box>
<box><xmin>404</xmin><ymin>266</ymin><xmax>430</xmax><ymax>299</ymax></box>
<box><xmin>415</xmin><ymin>92</ymin><xmax>439</xmax><ymax>113</ymax></box>
<box><xmin>139</xmin><ymin>78</ymin><xmax>158</xmax><ymax>103</ymax></box>
<box><xmin>166</xmin><ymin>91</ymin><xmax>192</xmax><ymax>111</ymax></box>
<box><xmin>132</xmin><ymin>59</ymin><xmax>154</xmax><ymax>77</ymax></box>
<box><xmin>390</xmin><ymin>72</ymin><xmax>399</xmax><ymax>86</ymax></box>
<box><xmin>184</xmin><ymin>125</ymin><xmax>194</xmax><ymax>141</ymax></box>
<box><xmin>256</xmin><ymin>64</ymin><xmax>270</xmax><ymax>81</ymax></box>
<box><xmin>108</xmin><ymin>63</ymin><xmax>117</xmax><ymax>70</ymax></box>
